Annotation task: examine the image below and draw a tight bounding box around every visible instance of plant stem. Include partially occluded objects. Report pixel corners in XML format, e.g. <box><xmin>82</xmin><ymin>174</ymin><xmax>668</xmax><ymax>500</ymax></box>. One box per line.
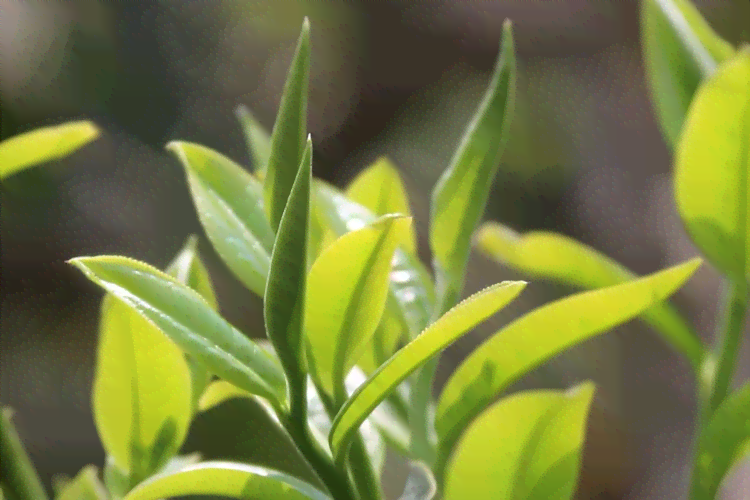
<box><xmin>0</xmin><ymin>408</ymin><xmax>49</xmax><ymax>500</ymax></box>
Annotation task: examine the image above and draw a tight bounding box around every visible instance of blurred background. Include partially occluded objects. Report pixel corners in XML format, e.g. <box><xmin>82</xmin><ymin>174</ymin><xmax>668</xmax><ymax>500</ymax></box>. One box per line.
<box><xmin>2</xmin><ymin>1</ymin><xmax>749</xmax><ymax>499</ymax></box>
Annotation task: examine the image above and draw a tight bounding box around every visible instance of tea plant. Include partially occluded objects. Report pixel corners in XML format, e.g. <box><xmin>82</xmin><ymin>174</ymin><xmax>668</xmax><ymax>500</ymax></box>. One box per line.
<box><xmin>0</xmin><ymin>1</ymin><xmax>747</xmax><ymax>499</ymax></box>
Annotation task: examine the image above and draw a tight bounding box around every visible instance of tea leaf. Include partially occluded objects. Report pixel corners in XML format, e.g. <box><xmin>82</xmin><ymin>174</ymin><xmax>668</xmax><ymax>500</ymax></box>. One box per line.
<box><xmin>265</xmin><ymin>139</ymin><xmax>312</xmax><ymax>382</ymax></box>
<box><xmin>690</xmin><ymin>383</ymin><xmax>750</xmax><ymax>500</ymax></box>
<box><xmin>430</xmin><ymin>21</ymin><xmax>515</xmax><ymax>299</ymax></box>
<box><xmin>0</xmin><ymin>407</ymin><xmax>49</xmax><ymax>500</ymax></box>
<box><xmin>70</xmin><ymin>256</ymin><xmax>287</xmax><ymax>408</ymax></box>
<box><xmin>398</xmin><ymin>463</ymin><xmax>436</xmax><ymax>500</ymax></box>
<box><xmin>264</xmin><ymin>19</ymin><xmax>311</xmax><ymax>233</ymax></box>
<box><xmin>94</xmin><ymin>294</ymin><xmax>192</xmax><ymax>476</ymax></box>
<box><xmin>476</xmin><ymin>222</ymin><xmax>704</xmax><ymax>369</ymax></box>
<box><xmin>236</xmin><ymin>104</ymin><xmax>272</xmax><ymax>177</ymax></box>
<box><xmin>641</xmin><ymin>0</ymin><xmax>734</xmax><ymax>147</ymax></box>
<box><xmin>435</xmin><ymin>258</ymin><xmax>701</xmax><ymax>468</ymax></box>
<box><xmin>675</xmin><ymin>49</ymin><xmax>750</xmax><ymax>283</ymax></box>
<box><xmin>121</xmin><ymin>461</ymin><xmax>330</xmax><ymax>500</ymax></box>
<box><xmin>306</xmin><ymin>215</ymin><xmax>411</xmax><ymax>399</ymax></box>
<box><xmin>55</xmin><ymin>466</ymin><xmax>107</xmax><ymax>500</ymax></box>
<box><xmin>0</xmin><ymin>121</ymin><xmax>99</xmax><ymax>179</ymax></box>
<box><xmin>330</xmin><ymin>281</ymin><xmax>525</xmax><ymax>463</ymax></box>
<box><xmin>443</xmin><ymin>383</ymin><xmax>595</xmax><ymax>500</ymax></box>
<box><xmin>346</xmin><ymin>157</ymin><xmax>417</xmax><ymax>254</ymax></box>
<box><xmin>168</xmin><ymin>141</ymin><xmax>274</xmax><ymax>297</ymax></box>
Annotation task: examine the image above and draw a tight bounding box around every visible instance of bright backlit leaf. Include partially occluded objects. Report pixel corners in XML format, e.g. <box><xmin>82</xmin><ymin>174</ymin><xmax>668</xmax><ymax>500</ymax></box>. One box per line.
<box><xmin>264</xmin><ymin>19</ymin><xmax>311</xmax><ymax>233</ymax></box>
<box><xmin>94</xmin><ymin>295</ymin><xmax>192</xmax><ymax>476</ymax></box>
<box><xmin>443</xmin><ymin>383</ymin><xmax>595</xmax><ymax>500</ymax></box>
<box><xmin>0</xmin><ymin>121</ymin><xmax>99</xmax><ymax>180</ymax></box>
<box><xmin>70</xmin><ymin>256</ymin><xmax>287</xmax><ymax>409</ymax></box>
<box><xmin>430</xmin><ymin>21</ymin><xmax>515</xmax><ymax>301</ymax></box>
<box><xmin>168</xmin><ymin>141</ymin><xmax>274</xmax><ymax>297</ymax></box>
<box><xmin>476</xmin><ymin>222</ymin><xmax>704</xmax><ymax>369</ymax></box>
<box><xmin>641</xmin><ymin>0</ymin><xmax>734</xmax><ymax>147</ymax></box>
<box><xmin>236</xmin><ymin>104</ymin><xmax>272</xmax><ymax>177</ymax></box>
<box><xmin>330</xmin><ymin>281</ymin><xmax>525</xmax><ymax>464</ymax></box>
<box><xmin>306</xmin><ymin>215</ymin><xmax>411</xmax><ymax>400</ymax></box>
<box><xmin>121</xmin><ymin>461</ymin><xmax>330</xmax><ymax>500</ymax></box>
<box><xmin>690</xmin><ymin>383</ymin><xmax>750</xmax><ymax>500</ymax></box>
<box><xmin>435</xmin><ymin>258</ymin><xmax>701</xmax><ymax>469</ymax></box>
<box><xmin>56</xmin><ymin>466</ymin><xmax>107</xmax><ymax>500</ymax></box>
<box><xmin>346</xmin><ymin>157</ymin><xmax>417</xmax><ymax>254</ymax></box>
<box><xmin>675</xmin><ymin>49</ymin><xmax>750</xmax><ymax>283</ymax></box>
<box><xmin>265</xmin><ymin>139</ymin><xmax>312</xmax><ymax>383</ymax></box>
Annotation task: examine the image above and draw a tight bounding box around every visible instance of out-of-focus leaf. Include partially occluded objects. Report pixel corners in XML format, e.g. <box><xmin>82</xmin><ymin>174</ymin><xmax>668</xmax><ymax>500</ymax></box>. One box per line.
<box><xmin>305</xmin><ymin>215</ymin><xmax>410</xmax><ymax>400</ymax></box>
<box><xmin>357</xmin><ymin>310</ymin><xmax>403</xmax><ymax>375</ymax></box>
<box><xmin>330</xmin><ymin>281</ymin><xmax>525</xmax><ymax>463</ymax></box>
<box><xmin>675</xmin><ymin>49</ymin><xmax>750</xmax><ymax>283</ymax></box>
<box><xmin>398</xmin><ymin>463</ymin><xmax>436</xmax><ymax>500</ymax></box>
<box><xmin>346</xmin><ymin>157</ymin><xmax>417</xmax><ymax>254</ymax></box>
<box><xmin>236</xmin><ymin>104</ymin><xmax>272</xmax><ymax>177</ymax></box>
<box><xmin>121</xmin><ymin>461</ymin><xmax>330</xmax><ymax>500</ymax></box>
<box><xmin>476</xmin><ymin>222</ymin><xmax>704</xmax><ymax>369</ymax></box>
<box><xmin>94</xmin><ymin>295</ymin><xmax>192</xmax><ymax>476</ymax></box>
<box><xmin>429</xmin><ymin>21</ymin><xmax>516</xmax><ymax>304</ymax></box>
<box><xmin>690</xmin><ymin>383</ymin><xmax>750</xmax><ymax>500</ymax></box>
<box><xmin>264</xmin><ymin>19</ymin><xmax>311</xmax><ymax>233</ymax></box>
<box><xmin>641</xmin><ymin>0</ymin><xmax>735</xmax><ymax>147</ymax></box>
<box><xmin>435</xmin><ymin>259</ymin><xmax>702</xmax><ymax>470</ymax></box>
<box><xmin>0</xmin><ymin>407</ymin><xmax>49</xmax><ymax>500</ymax></box>
<box><xmin>265</xmin><ymin>139</ymin><xmax>312</xmax><ymax>384</ymax></box>
<box><xmin>0</xmin><ymin>121</ymin><xmax>99</xmax><ymax>180</ymax></box>
<box><xmin>55</xmin><ymin>466</ymin><xmax>107</xmax><ymax>500</ymax></box>
<box><xmin>443</xmin><ymin>383</ymin><xmax>595</xmax><ymax>500</ymax></box>
<box><xmin>70</xmin><ymin>256</ymin><xmax>287</xmax><ymax>408</ymax></box>
<box><xmin>167</xmin><ymin>141</ymin><xmax>274</xmax><ymax>297</ymax></box>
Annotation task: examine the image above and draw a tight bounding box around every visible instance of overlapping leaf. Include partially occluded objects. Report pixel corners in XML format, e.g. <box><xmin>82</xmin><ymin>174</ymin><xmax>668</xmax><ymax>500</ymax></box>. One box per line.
<box><xmin>55</xmin><ymin>466</ymin><xmax>107</xmax><ymax>500</ymax></box>
<box><xmin>443</xmin><ymin>384</ymin><xmax>595</xmax><ymax>500</ymax></box>
<box><xmin>236</xmin><ymin>104</ymin><xmax>272</xmax><ymax>176</ymax></box>
<box><xmin>435</xmin><ymin>259</ymin><xmax>701</xmax><ymax>469</ymax></box>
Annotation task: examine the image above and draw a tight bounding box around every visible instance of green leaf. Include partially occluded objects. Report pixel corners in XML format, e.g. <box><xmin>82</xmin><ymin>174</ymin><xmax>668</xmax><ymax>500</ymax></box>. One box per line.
<box><xmin>398</xmin><ymin>463</ymin><xmax>436</xmax><ymax>500</ymax></box>
<box><xmin>641</xmin><ymin>0</ymin><xmax>735</xmax><ymax>147</ymax></box>
<box><xmin>121</xmin><ymin>461</ymin><xmax>330</xmax><ymax>500</ymax></box>
<box><xmin>265</xmin><ymin>138</ymin><xmax>312</xmax><ymax>383</ymax></box>
<box><xmin>0</xmin><ymin>407</ymin><xmax>49</xmax><ymax>500</ymax></box>
<box><xmin>236</xmin><ymin>104</ymin><xmax>272</xmax><ymax>177</ymax></box>
<box><xmin>346</xmin><ymin>157</ymin><xmax>417</xmax><ymax>254</ymax></box>
<box><xmin>429</xmin><ymin>21</ymin><xmax>516</xmax><ymax>300</ymax></box>
<box><xmin>330</xmin><ymin>281</ymin><xmax>525</xmax><ymax>463</ymax></box>
<box><xmin>167</xmin><ymin>141</ymin><xmax>275</xmax><ymax>297</ymax></box>
<box><xmin>435</xmin><ymin>258</ymin><xmax>702</xmax><ymax>470</ymax></box>
<box><xmin>55</xmin><ymin>466</ymin><xmax>107</xmax><ymax>500</ymax></box>
<box><xmin>264</xmin><ymin>19</ymin><xmax>311</xmax><ymax>233</ymax></box>
<box><xmin>674</xmin><ymin>49</ymin><xmax>750</xmax><ymax>284</ymax></box>
<box><xmin>690</xmin><ymin>383</ymin><xmax>750</xmax><ymax>500</ymax></box>
<box><xmin>475</xmin><ymin>222</ymin><xmax>704</xmax><ymax>369</ymax></box>
<box><xmin>305</xmin><ymin>215</ymin><xmax>411</xmax><ymax>400</ymax></box>
<box><xmin>94</xmin><ymin>295</ymin><xmax>192</xmax><ymax>476</ymax></box>
<box><xmin>70</xmin><ymin>256</ymin><xmax>287</xmax><ymax>408</ymax></box>
<box><xmin>0</xmin><ymin>121</ymin><xmax>99</xmax><ymax>180</ymax></box>
<box><xmin>443</xmin><ymin>383</ymin><xmax>595</xmax><ymax>500</ymax></box>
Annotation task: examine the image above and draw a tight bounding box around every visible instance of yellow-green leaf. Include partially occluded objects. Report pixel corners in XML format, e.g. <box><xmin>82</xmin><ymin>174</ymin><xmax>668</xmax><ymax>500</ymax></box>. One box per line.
<box><xmin>94</xmin><ymin>295</ymin><xmax>192</xmax><ymax>475</ymax></box>
<box><xmin>690</xmin><ymin>383</ymin><xmax>750</xmax><ymax>500</ymax></box>
<box><xmin>641</xmin><ymin>0</ymin><xmax>735</xmax><ymax>147</ymax></box>
<box><xmin>167</xmin><ymin>141</ymin><xmax>274</xmax><ymax>297</ymax></box>
<box><xmin>675</xmin><ymin>49</ymin><xmax>750</xmax><ymax>283</ymax></box>
<box><xmin>0</xmin><ymin>121</ymin><xmax>99</xmax><ymax>180</ymax></box>
<box><xmin>435</xmin><ymin>258</ymin><xmax>701</xmax><ymax>471</ymax></box>
<box><xmin>430</xmin><ymin>21</ymin><xmax>515</xmax><ymax>303</ymax></box>
<box><xmin>476</xmin><ymin>222</ymin><xmax>704</xmax><ymax>369</ymax></box>
<box><xmin>330</xmin><ymin>281</ymin><xmax>525</xmax><ymax>464</ymax></box>
<box><xmin>55</xmin><ymin>466</ymin><xmax>107</xmax><ymax>500</ymax></box>
<box><xmin>443</xmin><ymin>383</ymin><xmax>595</xmax><ymax>500</ymax></box>
<box><xmin>305</xmin><ymin>215</ymin><xmax>411</xmax><ymax>400</ymax></box>
<box><xmin>70</xmin><ymin>256</ymin><xmax>287</xmax><ymax>408</ymax></box>
<box><xmin>236</xmin><ymin>104</ymin><xmax>271</xmax><ymax>177</ymax></box>
<box><xmin>122</xmin><ymin>461</ymin><xmax>330</xmax><ymax>500</ymax></box>
<box><xmin>346</xmin><ymin>157</ymin><xmax>417</xmax><ymax>254</ymax></box>
<box><xmin>264</xmin><ymin>19</ymin><xmax>311</xmax><ymax>233</ymax></box>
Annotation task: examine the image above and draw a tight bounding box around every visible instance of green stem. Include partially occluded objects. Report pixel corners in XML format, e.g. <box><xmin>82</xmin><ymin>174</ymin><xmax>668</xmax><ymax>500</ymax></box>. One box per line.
<box><xmin>0</xmin><ymin>408</ymin><xmax>49</xmax><ymax>500</ymax></box>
